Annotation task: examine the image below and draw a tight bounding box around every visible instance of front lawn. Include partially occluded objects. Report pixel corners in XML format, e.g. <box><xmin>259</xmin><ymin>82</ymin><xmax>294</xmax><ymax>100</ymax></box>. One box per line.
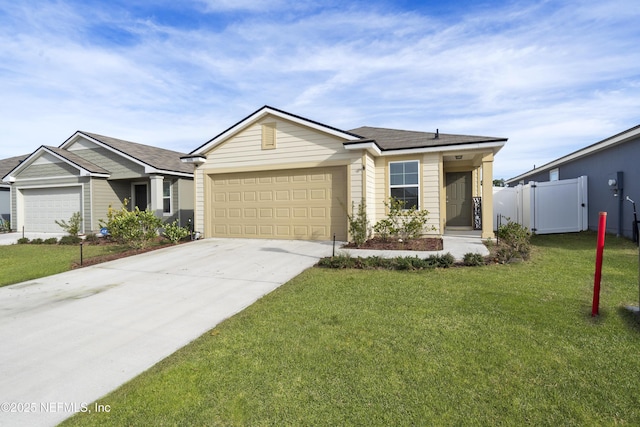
<box><xmin>63</xmin><ymin>232</ymin><xmax>640</xmax><ymax>425</ymax></box>
<box><xmin>0</xmin><ymin>243</ymin><xmax>132</xmax><ymax>287</ymax></box>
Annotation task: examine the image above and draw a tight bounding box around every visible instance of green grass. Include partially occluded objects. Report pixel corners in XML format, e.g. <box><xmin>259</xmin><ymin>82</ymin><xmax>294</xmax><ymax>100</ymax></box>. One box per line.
<box><xmin>0</xmin><ymin>244</ymin><xmax>130</xmax><ymax>287</ymax></box>
<box><xmin>61</xmin><ymin>232</ymin><xmax>640</xmax><ymax>425</ymax></box>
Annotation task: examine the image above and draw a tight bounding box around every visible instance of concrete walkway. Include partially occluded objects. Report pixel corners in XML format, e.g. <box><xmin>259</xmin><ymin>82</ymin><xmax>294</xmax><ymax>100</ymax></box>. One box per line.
<box><xmin>0</xmin><ymin>238</ymin><xmax>335</xmax><ymax>427</ymax></box>
<box><xmin>0</xmin><ymin>232</ymin><xmax>66</xmax><ymax>245</ymax></box>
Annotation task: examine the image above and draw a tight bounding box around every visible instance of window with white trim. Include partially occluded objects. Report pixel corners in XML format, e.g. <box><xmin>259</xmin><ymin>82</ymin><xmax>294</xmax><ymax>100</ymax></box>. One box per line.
<box><xmin>389</xmin><ymin>160</ymin><xmax>419</xmax><ymax>209</ymax></box>
<box><xmin>163</xmin><ymin>181</ymin><xmax>172</xmax><ymax>214</ymax></box>
<box><xmin>549</xmin><ymin>168</ymin><xmax>559</xmax><ymax>181</ymax></box>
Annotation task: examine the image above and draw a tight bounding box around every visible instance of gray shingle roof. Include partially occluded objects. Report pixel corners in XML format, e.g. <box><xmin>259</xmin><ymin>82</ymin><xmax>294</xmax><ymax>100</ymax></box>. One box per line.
<box><xmin>44</xmin><ymin>146</ymin><xmax>110</xmax><ymax>175</ymax></box>
<box><xmin>347</xmin><ymin>126</ymin><xmax>507</xmax><ymax>151</ymax></box>
<box><xmin>0</xmin><ymin>154</ymin><xmax>29</xmax><ymax>181</ymax></box>
<box><xmin>78</xmin><ymin>132</ymin><xmax>194</xmax><ymax>175</ymax></box>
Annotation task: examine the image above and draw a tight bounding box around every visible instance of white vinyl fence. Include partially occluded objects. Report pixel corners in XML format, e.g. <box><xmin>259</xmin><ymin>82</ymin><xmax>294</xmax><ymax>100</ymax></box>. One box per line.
<box><xmin>494</xmin><ymin>176</ymin><xmax>588</xmax><ymax>234</ymax></box>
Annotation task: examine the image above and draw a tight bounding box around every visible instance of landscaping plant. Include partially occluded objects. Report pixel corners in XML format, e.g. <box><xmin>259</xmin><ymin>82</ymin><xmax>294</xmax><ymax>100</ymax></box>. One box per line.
<box><xmin>346</xmin><ymin>201</ymin><xmax>371</xmax><ymax>247</ymax></box>
<box><xmin>163</xmin><ymin>220</ymin><xmax>190</xmax><ymax>244</ymax></box>
<box><xmin>373</xmin><ymin>197</ymin><xmax>434</xmax><ymax>241</ymax></box>
<box><xmin>100</xmin><ymin>199</ymin><xmax>164</xmax><ymax>249</ymax></box>
<box><xmin>55</xmin><ymin>211</ymin><xmax>82</xmax><ymax>236</ymax></box>
<box><xmin>496</xmin><ymin>218</ymin><xmax>532</xmax><ymax>263</ymax></box>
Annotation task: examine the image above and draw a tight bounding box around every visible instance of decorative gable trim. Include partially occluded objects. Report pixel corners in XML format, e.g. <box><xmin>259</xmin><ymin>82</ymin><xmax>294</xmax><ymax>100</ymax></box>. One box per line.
<box><xmin>2</xmin><ymin>146</ymin><xmax>110</xmax><ymax>183</ymax></box>
<box><xmin>60</xmin><ymin>132</ymin><xmax>193</xmax><ymax>178</ymax></box>
<box><xmin>190</xmin><ymin>105</ymin><xmax>362</xmax><ymax>155</ymax></box>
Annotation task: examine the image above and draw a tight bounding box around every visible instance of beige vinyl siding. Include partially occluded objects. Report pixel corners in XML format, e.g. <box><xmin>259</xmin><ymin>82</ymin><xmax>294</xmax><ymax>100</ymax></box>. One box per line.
<box><xmin>365</xmin><ymin>153</ymin><xmax>376</xmax><ymax>224</ymax></box>
<box><xmin>422</xmin><ymin>153</ymin><xmax>441</xmax><ymax>234</ymax></box>
<box><xmin>202</xmin><ymin>117</ymin><xmax>359</xmax><ymax>171</ymax></box>
<box><xmin>374</xmin><ymin>157</ymin><xmax>387</xmax><ymax>222</ymax></box>
<box><xmin>372</xmin><ymin>154</ymin><xmax>441</xmax><ymax>236</ymax></box>
<box><xmin>194</xmin><ymin>168</ymin><xmax>205</xmax><ymax>233</ymax></box>
<box><xmin>67</xmin><ymin>139</ymin><xmax>146</xmax><ymax>179</ymax></box>
<box><xmin>349</xmin><ymin>157</ymin><xmax>363</xmax><ymax>205</ymax></box>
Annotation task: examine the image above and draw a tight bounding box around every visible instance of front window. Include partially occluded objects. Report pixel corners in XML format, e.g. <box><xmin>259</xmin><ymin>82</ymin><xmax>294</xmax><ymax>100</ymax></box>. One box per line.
<box><xmin>163</xmin><ymin>181</ymin><xmax>172</xmax><ymax>214</ymax></box>
<box><xmin>389</xmin><ymin>160</ymin><xmax>419</xmax><ymax>209</ymax></box>
<box><xmin>549</xmin><ymin>168</ymin><xmax>559</xmax><ymax>181</ymax></box>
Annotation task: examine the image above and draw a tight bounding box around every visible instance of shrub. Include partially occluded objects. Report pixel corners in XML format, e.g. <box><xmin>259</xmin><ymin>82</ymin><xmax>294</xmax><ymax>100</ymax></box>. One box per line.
<box><xmin>317</xmin><ymin>252</ymin><xmax>456</xmax><ymax>270</ymax></box>
<box><xmin>100</xmin><ymin>199</ymin><xmax>164</xmax><ymax>249</ymax></box>
<box><xmin>59</xmin><ymin>235</ymin><xmax>81</xmax><ymax>245</ymax></box>
<box><xmin>30</xmin><ymin>238</ymin><xmax>44</xmax><ymax>244</ymax></box>
<box><xmin>163</xmin><ymin>220</ymin><xmax>190</xmax><ymax>244</ymax></box>
<box><xmin>84</xmin><ymin>233</ymin><xmax>100</xmax><ymax>244</ymax></box>
<box><xmin>463</xmin><ymin>252</ymin><xmax>485</xmax><ymax>266</ymax></box>
<box><xmin>373</xmin><ymin>197</ymin><xmax>435</xmax><ymax>241</ymax></box>
<box><xmin>317</xmin><ymin>253</ymin><xmax>356</xmax><ymax>269</ymax></box>
<box><xmin>428</xmin><ymin>252</ymin><xmax>455</xmax><ymax>268</ymax></box>
<box><xmin>17</xmin><ymin>237</ymin><xmax>29</xmax><ymax>244</ymax></box>
<box><xmin>55</xmin><ymin>212</ymin><xmax>82</xmax><ymax>236</ymax></box>
<box><xmin>347</xmin><ymin>201</ymin><xmax>371</xmax><ymax>247</ymax></box>
<box><xmin>496</xmin><ymin>219</ymin><xmax>532</xmax><ymax>263</ymax></box>
<box><xmin>43</xmin><ymin>237</ymin><xmax>59</xmax><ymax>245</ymax></box>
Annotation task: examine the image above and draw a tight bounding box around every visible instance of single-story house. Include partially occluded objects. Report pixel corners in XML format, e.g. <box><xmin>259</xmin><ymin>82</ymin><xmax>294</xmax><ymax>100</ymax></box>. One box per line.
<box><xmin>181</xmin><ymin>106</ymin><xmax>507</xmax><ymax>241</ymax></box>
<box><xmin>2</xmin><ymin>131</ymin><xmax>195</xmax><ymax>234</ymax></box>
<box><xmin>0</xmin><ymin>155</ymin><xmax>29</xmax><ymax>224</ymax></box>
<box><xmin>506</xmin><ymin>124</ymin><xmax>640</xmax><ymax>239</ymax></box>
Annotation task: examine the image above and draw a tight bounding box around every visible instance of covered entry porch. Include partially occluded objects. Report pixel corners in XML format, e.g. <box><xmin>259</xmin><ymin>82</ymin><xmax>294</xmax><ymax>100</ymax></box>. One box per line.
<box><xmin>441</xmin><ymin>152</ymin><xmax>495</xmax><ymax>239</ymax></box>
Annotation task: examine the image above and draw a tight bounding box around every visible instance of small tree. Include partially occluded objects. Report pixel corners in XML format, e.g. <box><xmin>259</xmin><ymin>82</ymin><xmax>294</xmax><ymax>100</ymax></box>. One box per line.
<box><xmin>347</xmin><ymin>201</ymin><xmax>371</xmax><ymax>247</ymax></box>
<box><xmin>55</xmin><ymin>212</ymin><xmax>82</xmax><ymax>236</ymax></box>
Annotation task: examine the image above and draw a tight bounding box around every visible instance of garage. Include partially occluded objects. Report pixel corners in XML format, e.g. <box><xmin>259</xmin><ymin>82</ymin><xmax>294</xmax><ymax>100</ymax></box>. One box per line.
<box><xmin>22</xmin><ymin>187</ymin><xmax>82</xmax><ymax>233</ymax></box>
<box><xmin>207</xmin><ymin>166</ymin><xmax>348</xmax><ymax>240</ymax></box>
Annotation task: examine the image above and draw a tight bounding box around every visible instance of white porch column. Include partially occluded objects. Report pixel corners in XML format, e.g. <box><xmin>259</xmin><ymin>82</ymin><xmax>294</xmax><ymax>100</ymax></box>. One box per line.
<box><xmin>149</xmin><ymin>175</ymin><xmax>164</xmax><ymax>218</ymax></box>
<box><xmin>481</xmin><ymin>153</ymin><xmax>494</xmax><ymax>239</ymax></box>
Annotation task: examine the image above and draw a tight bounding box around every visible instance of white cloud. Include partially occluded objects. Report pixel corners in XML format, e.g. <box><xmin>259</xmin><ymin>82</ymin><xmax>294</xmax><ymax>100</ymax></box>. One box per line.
<box><xmin>0</xmin><ymin>0</ymin><xmax>639</xmax><ymax>180</ymax></box>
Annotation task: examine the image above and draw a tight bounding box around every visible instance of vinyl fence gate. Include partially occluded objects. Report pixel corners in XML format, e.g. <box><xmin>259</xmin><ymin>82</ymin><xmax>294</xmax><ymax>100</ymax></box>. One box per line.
<box><xmin>493</xmin><ymin>176</ymin><xmax>588</xmax><ymax>234</ymax></box>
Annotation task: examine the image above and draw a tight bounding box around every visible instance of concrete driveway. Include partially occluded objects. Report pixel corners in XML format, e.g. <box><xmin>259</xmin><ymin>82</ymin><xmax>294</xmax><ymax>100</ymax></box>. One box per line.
<box><xmin>0</xmin><ymin>238</ymin><xmax>335</xmax><ymax>427</ymax></box>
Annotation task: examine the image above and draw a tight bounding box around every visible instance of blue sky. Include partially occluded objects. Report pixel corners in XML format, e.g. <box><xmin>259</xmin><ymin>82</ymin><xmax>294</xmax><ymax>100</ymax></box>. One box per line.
<box><xmin>1</xmin><ymin>0</ymin><xmax>639</xmax><ymax>179</ymax></box>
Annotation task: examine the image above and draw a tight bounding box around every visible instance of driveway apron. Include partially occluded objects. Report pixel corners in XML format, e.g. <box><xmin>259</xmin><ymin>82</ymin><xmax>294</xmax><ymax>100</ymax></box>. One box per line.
<box><xmin>0</xmin><ymin>238</ymin><xmax>335</xmax><ymax>427</ymax></box>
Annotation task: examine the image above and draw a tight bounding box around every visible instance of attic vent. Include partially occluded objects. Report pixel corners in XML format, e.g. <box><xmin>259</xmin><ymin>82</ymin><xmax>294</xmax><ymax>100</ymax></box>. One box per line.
<box><xmin>262</xmin><ymin>122</ymin><xmax>276</xmax><ymax>150</ymax></box>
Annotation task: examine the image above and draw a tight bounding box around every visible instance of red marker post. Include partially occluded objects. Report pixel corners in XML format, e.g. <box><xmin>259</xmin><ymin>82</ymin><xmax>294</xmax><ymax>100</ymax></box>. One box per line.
<box><xmin>592</xmin><ymin>212</ymin><xmax>607</xmax><ymax>317</ymax></box>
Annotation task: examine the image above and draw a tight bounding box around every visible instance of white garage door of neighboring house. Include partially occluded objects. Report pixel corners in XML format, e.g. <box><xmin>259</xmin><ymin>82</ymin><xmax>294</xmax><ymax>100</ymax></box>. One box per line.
<box><xmin>23</xmin><ymin>187</ymin><xmax>82</xmax><ymax>233</ymax></box>
<box><xmin>208</xmin><ymin>166</ymin><xmax>348</xmax><ymax>241</ymax></box>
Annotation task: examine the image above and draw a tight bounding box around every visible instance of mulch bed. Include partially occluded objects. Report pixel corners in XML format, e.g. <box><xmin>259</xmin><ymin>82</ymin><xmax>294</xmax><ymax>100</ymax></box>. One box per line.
<box><xmin>343</xmin><ymin>236</ymin><xmax>443</xmax><ymax>251</ymax></box>
<box><xmin>71</xmin><ymin>238</ymin><xmax>191</xmax><ymax>269</ymax></box>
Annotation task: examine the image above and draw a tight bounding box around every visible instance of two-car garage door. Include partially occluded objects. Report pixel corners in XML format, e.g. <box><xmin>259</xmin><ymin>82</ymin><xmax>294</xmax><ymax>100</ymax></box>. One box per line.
<box><xmin>208</xmin><ymin>166</ymin><xmax>347</xmax><ymax>240</ymax></box>
<box><xmin>22</xmin><ymin>187</ymin><xmax>82</xmax><ymax>233</ymax></box>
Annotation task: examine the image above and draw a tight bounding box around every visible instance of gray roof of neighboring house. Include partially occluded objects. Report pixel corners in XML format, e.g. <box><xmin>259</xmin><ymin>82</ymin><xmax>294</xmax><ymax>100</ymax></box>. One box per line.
<box><xmin>348</xmin><ymin>126</ymin><xmax>507</xmax><ymax>151</ymax></box>
<box><xmin>0</xmin><ymin>154</ymin><xmax>29</xmax><ymax>182</ymax></box>
<box><xmin>506</xmin><ymin>123</ymin><xmax>640</xmax><ymax>184</ymax></box>
<box><xmin>44</xmin><ymin>146</ymin><xmax>110</xmax><ymax>175</ymax></box>
<box><xmin>78</xmin><ymin>131</ymin><xmax>194</xmax><ymax>175</ymax></box>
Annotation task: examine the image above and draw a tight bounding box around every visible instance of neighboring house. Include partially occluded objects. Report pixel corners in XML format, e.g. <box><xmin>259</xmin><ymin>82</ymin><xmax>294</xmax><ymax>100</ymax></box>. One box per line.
<box><xmin>2</xmin><ymin>131</ymin><xmax>194</xmax><ymax>234</ymax></box>
<box><xmin>0</xmin><ymin>155</ymin><xmax>29</xmax><ymax>224</ymax></box>
<box><xmin>506</xmin><ymin>124</ymin><xmax>640</xmax><ymax>239</ymax></box>
<box><xmin>182</xmin><ymin>106</ymin><xmax>507</xmax><ymax>241</ymax></box>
